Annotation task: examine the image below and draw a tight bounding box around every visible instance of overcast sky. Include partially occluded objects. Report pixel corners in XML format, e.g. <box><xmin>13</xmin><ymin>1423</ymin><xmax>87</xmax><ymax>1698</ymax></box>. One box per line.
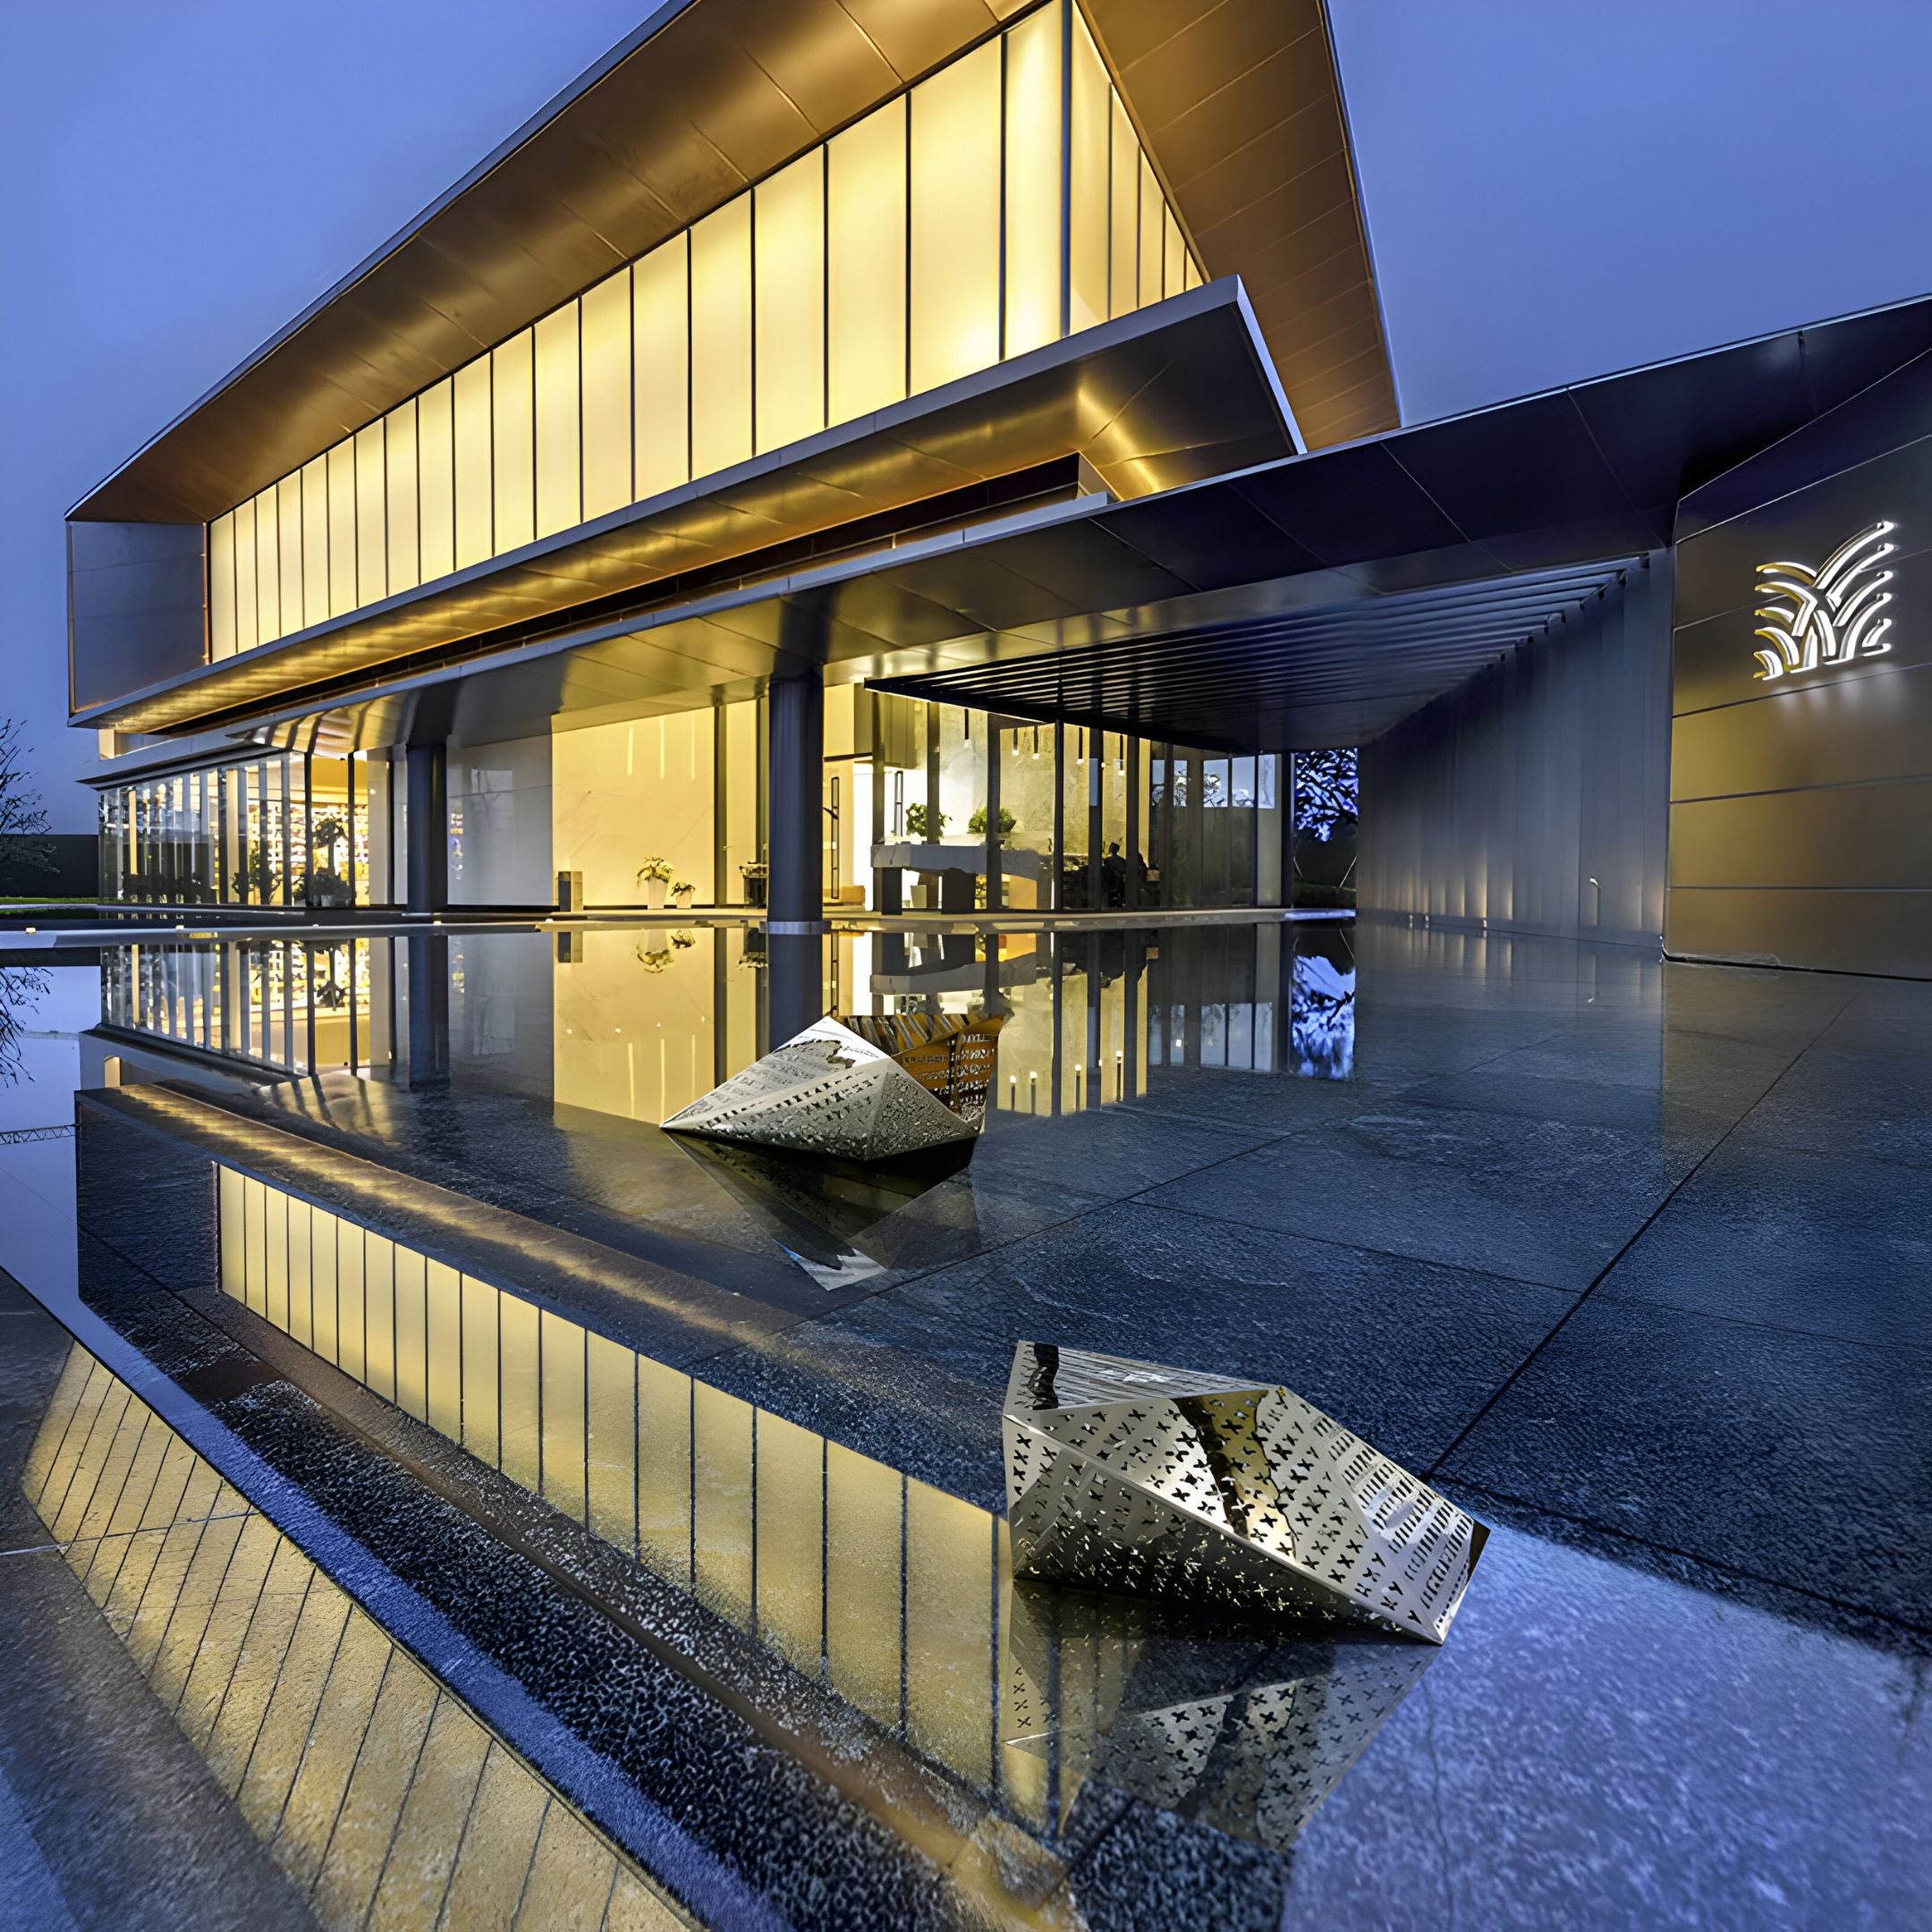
<box><xmin>7</xmin><ymin>0</ymin><xmax>1931</xmax><ymax>828</ymax></box>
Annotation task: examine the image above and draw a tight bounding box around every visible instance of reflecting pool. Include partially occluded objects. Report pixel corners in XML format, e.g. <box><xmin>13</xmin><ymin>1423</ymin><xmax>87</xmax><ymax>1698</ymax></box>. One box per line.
<box><xmin>0</xmin><ymin>917</ymin><xmax>1926</xmax><ymax>1928</ymax></box>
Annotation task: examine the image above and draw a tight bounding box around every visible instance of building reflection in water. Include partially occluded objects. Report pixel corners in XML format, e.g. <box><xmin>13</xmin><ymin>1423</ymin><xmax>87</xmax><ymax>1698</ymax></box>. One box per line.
<box><xmin>208</xmin><ymin>1155</ymin><xmax>1425</xmax><ymax>1863</ymax></box>
<box><xmin>96</xmin><ymin>919</ymin><xmax>1359</xmax><ymax>1120</ymax></box>
<box><xmin>21</xmin><ymin>1343</ymin><xmax>687</xmax><ymax>1930</ymax></box>
<box><xmin>102</xmin><ymin>938</ymin><xmax>390</xmax><ymax>1078</ymax></box>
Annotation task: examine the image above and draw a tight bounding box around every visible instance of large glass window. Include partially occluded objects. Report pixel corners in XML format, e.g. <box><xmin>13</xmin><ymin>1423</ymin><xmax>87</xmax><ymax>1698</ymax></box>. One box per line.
<box><xmin>100</xmin><ymin>750</ymin><xmax>402</xmax><ymax>909</ymax></box>
<box><xmin>204</xmin><ymin>0</ymin><xmax>1201</xmax><ymax>662</ymax></box>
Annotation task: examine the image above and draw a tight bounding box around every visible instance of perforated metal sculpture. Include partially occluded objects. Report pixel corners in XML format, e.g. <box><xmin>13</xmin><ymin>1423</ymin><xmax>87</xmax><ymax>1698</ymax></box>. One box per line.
<box><xmin>1004</xmin><ymin>1342</ymin><xmax>1486</xmax><ymax>1643</ymax></box>
<box><xmin>663</xmin><ymin>1012</ymin><xmax>1001</xmax><ymax>1163</ymax></box>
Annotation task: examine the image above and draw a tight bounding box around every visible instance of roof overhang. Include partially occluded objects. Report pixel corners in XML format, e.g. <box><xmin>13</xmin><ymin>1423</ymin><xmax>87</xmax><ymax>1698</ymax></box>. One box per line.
<box><xmin>1083</xmin><ymin>0</ymin><xmax>1398</xmax><ymax>445</ymax></box>
<box><xmin>72</xmin><ymin>0</ymin><xmax>1392</xmax><ymax>529</ymax></box>
<box><xmin>76</xmin><ymin>283</ymin><xmax>1297</xmax><ymax>734</ymax></box>
<box><xmin>85</xmin><ymin>290</ymin><xmax>1932</xmax><ymax>770</ymax></box>
<box><xmin>69</xmin><ymin>0</ymin><xmax>1035</xmax><ymax>525</ymax></box>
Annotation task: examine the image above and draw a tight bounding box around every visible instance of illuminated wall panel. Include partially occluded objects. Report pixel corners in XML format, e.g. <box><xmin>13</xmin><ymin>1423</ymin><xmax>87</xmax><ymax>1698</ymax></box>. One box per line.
<box><xmin>1003</xmin><ymin>2</ymin><xmax>1064</xmax><ymax>357</ymax></box>
<box><xmin>301</xmin><ymin>458</ymin><xmax>329</xmax><ymax>630</ymax></box>
<box><xmin>632</xmin><ymin>238</ymin><xmax>691</xmax><ymax>501</ymax></box>
<box><xmin>276</xmin><ymin>475</ymin><xmax>303</xmax><ymax>638</ymax></box>
<box><xmin>453</xmin><ymin>359</ymin><xmax>493</xmax><ymax>570</ymax></box>
<box><xmin>579</xmin><ymin>267</ymin><xmax>631</xmax><ymax>520</ymax></box>
<box><xmin>1109</xmin><ymin>91</ymin><xmax>1140</xmax><ymax>321</ymax></box>
<box><xmin>1138</xmin><ymin>151</ymin><xmax>1163</xmax><ymax>310</ymax></box>
<box><xmin>326</xmin><ymin>445</ymin><xmax>357</xmax><ymax>617</ymax></box>
<box><xmin>910</xmin><ymin>40</ymin><xmax>1001</xmax><ymax>393</ymax></box>
<box><xmin>354</xmin><ymin>422</ymin><xmax>386</xmax><ymax>606</ymax></box>
<box><xmin>491</xmin><ymin>332</ymin><xmax>535</xmax><ymax>553</ymax></box>
<box><xmin>233</xmin><ymin>498</ymin><xmax>258</xmax><ymax>654</ymax></box>
<box><xmin>253</xmin><ymin>487</ymin><xmax>279</xmax><ymax>648</ymax></box>
<box><xmin>385</xmin><ymin>401</ymin><xmax>419</xmax><ymax>595</ymax></box>
<box><xmin>827</xmin><ymin>98</ymin><xmax>907</xmax><ymax>421</ymax></box>
<box><xmin>417</xmin><ymin>378</ymin><xmax>455</xmax><ymax>583</ymax></box>
<box><xmin>538</xmin><ymin>1309</ymin><xmax>587</xmax><ymax>1521</ymax></box>
<box><xmin>201</xmin><ymin>1</ymin><xmax>1204</xmax><ymax>653</ymax></box>
<box><xmin>754</xmin><ymin>151</ymin><xmax>826</xmax><ymax>455</ymax></box>
<box><xmin>1068</xmin><ymin>13</ymin><xmax>1111</xmax><ymax>335</ymax></box>
<box><xmin>691</xmin><ymin>196</ymin><xmax>753</xmax><ymax>479</ymax></box>
<box><xmin>533</xmin><ymin>304</ymin><xmax>581</xmax><ymax>538</ymax></box>
<box><xmin>394</xmin><ymin>1245</ymin><xmax>428</xmax><ymax>1422</ymax></box>
<box><xmin>363</xmin><ymin>1233</ymin><xmax>395</xmax><ymax>1402</ymax></box>
<box><xmin>461</xmin><ymin>1274</ymin><xmax>499</xmax><ymax>1469</ymax></box>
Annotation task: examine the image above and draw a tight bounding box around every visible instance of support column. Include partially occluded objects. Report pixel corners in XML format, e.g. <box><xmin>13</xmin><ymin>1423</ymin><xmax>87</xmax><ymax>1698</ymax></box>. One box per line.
<box><xmin>404</xmin><ymin>741</ymin><xmax>447</xmax><ymax>915</ymax></box>
<box><xmin>766</xmin><ymin>663</ymin><xmax>825</xmax><ymax>1044</ymax></box>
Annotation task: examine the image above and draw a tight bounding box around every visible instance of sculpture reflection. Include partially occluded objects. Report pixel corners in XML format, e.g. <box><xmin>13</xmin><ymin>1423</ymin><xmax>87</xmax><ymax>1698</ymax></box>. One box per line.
<box><xmin>672</xmin><ymin>1132</ymin><xmax>974</xmax><ymax>1287</ymax></box>
<box><xmin>1005</xmin><ymin>1584</ymin><xmax>1433</xmax><ymax>1853</ymax></box>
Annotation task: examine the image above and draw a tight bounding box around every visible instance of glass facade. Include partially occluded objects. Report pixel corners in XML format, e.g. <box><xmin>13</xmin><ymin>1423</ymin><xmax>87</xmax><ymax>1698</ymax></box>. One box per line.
<box><xmin>538</xmin><ymin>688</ymin><xmax>1283</xmax><ymax>914</ymax></box>
<box><xmin>205</xmin><ymin>0</ymin><xmax>1200</xmax><ymax>665</ymax></box>
<box><xmin>98</xmin><ymin>750</ymin><xmax>397</xmax><ymax>908</ymax></box>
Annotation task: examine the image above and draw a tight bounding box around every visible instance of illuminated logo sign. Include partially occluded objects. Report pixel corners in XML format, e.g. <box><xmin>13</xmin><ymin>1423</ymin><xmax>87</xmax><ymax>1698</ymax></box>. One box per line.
<box><xmin>1752</xmin><ymin>520</ymin><xmax>1896</xmax><ymax>681</ymax></box>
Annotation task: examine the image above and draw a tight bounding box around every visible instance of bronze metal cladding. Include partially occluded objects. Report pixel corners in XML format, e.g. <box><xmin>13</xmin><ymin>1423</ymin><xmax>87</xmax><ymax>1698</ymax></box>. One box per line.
<box><xmin>1003</xmin><ymin>1342</ymin><xmax>1486</xmax><ymax>1642</ymax></box>
<box><xmin>1082</xmin><ymin>0</ymin><xmax>1399</xmax><ymax>445</ymax></box>
<box><xmin>70</xmin><ymin>0</ymin><xmax>1034</xmax><ymax>525</ymax></box>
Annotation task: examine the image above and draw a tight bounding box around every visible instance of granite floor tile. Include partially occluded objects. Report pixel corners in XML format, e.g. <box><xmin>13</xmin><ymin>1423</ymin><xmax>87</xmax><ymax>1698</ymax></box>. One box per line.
<box><xmin>1141</xmin><ymin>1102</ymin><xmax>1691</xmax><ymax>1291</ymax></box>
<box><xmin>1724</xmin><ymin>1044</ymin><xmax>1932</xmax><ymax>1171</ymax></box>
<box><xmin>1595</xmin><ymin>1137</ymin><xmax>1932</xmax><ymax>1353</ymax></box>
<box><xmin>696</xmin><ymin>1201</ymin><xmax>1572</xmax><ymax>1512</ymax></box>
<box><xmin>1441</xmin><ymin>1297</ymin><xmax>1932</xmax><ymax>1627</ymax></box>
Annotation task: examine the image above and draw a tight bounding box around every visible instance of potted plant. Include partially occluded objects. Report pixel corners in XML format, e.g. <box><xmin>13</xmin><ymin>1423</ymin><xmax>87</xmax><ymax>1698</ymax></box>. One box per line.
<box><xmin>671</xmin><ymin>879</ymin><xmax>696</xmax><ymax>910</ymax></box>
<box><xmin>740</xmin><ymin>862</ymin><xmax>768</xmax><ymax>908</ymax></box>
<box><xmin>968</xmin><ymin>805</ymin><xmax>1017</xmax><ymax>846</ymax></box>
<box><xmin>903</xmin><ymin>803</ymin><xmax>947</xmax><ymax>842</ymax></box>
<box><xmin>636</xmin><ymin>856</ymin><xmax>673</xmax><ymax>908</ymax></box>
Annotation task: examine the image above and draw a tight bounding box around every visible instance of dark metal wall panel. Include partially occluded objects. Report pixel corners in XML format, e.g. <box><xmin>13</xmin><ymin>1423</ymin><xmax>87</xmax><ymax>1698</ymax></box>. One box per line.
<box><xmin>68</xmin><ymin>521</ymin><xmax>205</xmax><ymax>716</ymax></box>
<box><xmin>1359</xmin><ymin>554</ymin><xmax>1671</xmax><ymax>948</ymax></box>
<box><xmin>1667</xmin><ymin>354</ymin><xmax>1932</xmax><ymax>976</ymax></box>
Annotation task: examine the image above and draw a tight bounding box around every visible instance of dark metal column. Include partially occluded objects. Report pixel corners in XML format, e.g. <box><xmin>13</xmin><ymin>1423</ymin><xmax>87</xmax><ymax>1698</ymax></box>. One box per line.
<box><xmin>404</xmin><ymin>741</ymin><xmax>447</xmax><ymax>915</ymax></box>
<box><xmin>767</xmin><ymin>662</ymin><xmax>825</xmax><ymax>1044</ymax></box>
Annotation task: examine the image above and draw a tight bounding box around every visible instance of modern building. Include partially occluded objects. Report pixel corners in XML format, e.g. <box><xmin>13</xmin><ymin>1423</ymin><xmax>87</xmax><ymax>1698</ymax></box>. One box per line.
<box><xmin>69</xmin><ymin>0</ymin><xmax>1932</xmax><ymax>984</ymax></box>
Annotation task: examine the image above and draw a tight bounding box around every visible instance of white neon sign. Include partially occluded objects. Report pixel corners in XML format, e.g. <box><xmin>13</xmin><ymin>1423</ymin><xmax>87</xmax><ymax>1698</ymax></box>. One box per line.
<box><xmin>1752</xmin><ymin>520</ymin><xmax>1896</xmax><ymax>681</ymax></box>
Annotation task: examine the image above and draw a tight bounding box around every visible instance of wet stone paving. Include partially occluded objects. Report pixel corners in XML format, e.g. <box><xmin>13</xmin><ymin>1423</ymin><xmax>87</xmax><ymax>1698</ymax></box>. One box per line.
<box><xmin>0</xmin><ymin>915</ymin><xmax>1925</xmax><ymax>1928</ymax></box>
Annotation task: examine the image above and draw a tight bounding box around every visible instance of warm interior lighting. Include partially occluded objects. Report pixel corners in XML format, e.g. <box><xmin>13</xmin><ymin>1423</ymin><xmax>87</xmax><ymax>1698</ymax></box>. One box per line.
<box><xmin>199</xmin><ymin>0</ymin><xmax>1202</xmax><ymax>659</ymax></box>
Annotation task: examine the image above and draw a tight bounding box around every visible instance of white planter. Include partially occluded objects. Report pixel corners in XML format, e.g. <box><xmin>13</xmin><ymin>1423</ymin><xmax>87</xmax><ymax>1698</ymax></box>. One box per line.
<box><xmin>643</xmin><ymin>877</ymin><xmax>668</xmax><ymax>909</ymax></box>
<box><xmin>673</xmin><ymin>890</ymin><xmax>694</xmax><ymax>911</ymax></box>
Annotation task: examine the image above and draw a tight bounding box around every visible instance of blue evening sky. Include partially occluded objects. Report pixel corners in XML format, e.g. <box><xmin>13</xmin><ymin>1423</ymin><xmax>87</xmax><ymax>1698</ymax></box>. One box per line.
<box><xmin>7</xmin><ymin>0</ymin><xmax>1931</xmax><ymax>826</ymax></box>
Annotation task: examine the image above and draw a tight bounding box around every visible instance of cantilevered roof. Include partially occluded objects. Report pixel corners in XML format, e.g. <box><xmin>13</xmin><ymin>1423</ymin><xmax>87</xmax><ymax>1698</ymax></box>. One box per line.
<box><xmin>873</xmin><ymin>561</ymin><xmax>1638</xmax><ymax>747</ymax></box>
<box><xmin>75</xmin><ymin>285</ymin><xmax>1296</xmax><ymax>733</ymax></box>
<box><xmin>70</xmin><ymin>0</ymin><xmax>1034</xmax><ymax>524</ymax></box>
<box><xmin>1085</xmin><ymin>0</ymin><xmax>1399</xmax><ymax>446</ymax></box>
<box><xmin>83</xmin><ymin>290</ymin><xmax>1932</xmax><ymax>767</ymax></box>
<box><xmin>71</xmin><ymin>0</ymin><xmax>1385</xmax><ymax>527</ymax></box>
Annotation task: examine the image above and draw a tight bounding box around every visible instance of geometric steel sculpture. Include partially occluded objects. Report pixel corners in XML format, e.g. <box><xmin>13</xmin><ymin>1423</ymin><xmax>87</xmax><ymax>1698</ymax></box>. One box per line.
<box><xmin>663</xmin><ymin>1012</ymin><xmax>1001</xmax><ymax>1163</ymax></box>
<box><xmin>1004</xmin><ymin>1342</ymin><xmax>1486</xmax><ymax>1643</ymax></box>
